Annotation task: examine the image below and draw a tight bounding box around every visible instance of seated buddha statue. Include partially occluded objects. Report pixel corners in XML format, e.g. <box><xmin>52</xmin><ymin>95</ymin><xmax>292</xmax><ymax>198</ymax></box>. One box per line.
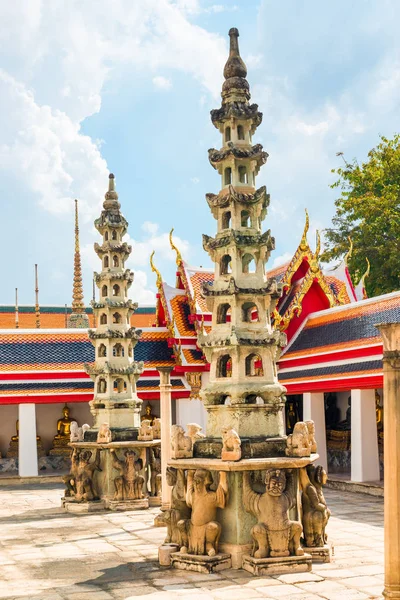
<box><xmin>325</xmin><ymin>394</ymin><xmax>340</xmax><ymax>429</ymax></box>
<box><xmin>54</xmin><ymin>405</ymin><xmax>73</xmax><ymax>440</ymax></box>
<box><xmin>141</xmin><ymin>403</ymin><xmax>156</xmax><ymax>426</ymax></box>
<box><xmin>50</xmin><ymin>405</ymin><xmax>75</xmax><ymax>455</ymax></box>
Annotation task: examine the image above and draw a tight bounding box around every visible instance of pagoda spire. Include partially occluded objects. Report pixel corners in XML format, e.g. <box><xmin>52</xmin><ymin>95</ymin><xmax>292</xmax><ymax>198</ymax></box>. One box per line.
<box><xmin>198</xmin><ymin>27</ymin><xmax>286</xmax><ymax>423</ymax></box>
<box><xmin>67</xmin><ymin>199</ymin><xmax>89</xmax><ymax>328</ymax></box>
<box><xmin>84</xmin><ymin>172</ymin><xmax>143</xmax><ymax>432</ymax></box>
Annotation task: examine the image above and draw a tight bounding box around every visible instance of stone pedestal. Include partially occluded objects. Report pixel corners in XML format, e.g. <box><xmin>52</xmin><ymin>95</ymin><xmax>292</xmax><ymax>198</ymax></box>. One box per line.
<box><xmin>62</xmin><ymin>498</ymin><xmax>106</xmax><ymax>513</ymax></box>
<box><xmin>62</xmin><ymin>440</ymin><xmax>161</xmax><ymax>512</ymax></box>
<box><xmin>242</xmin><ymin>553</ymin><xmax>312</xmax><ymax>576</ymax></box>
<box><xmin>169</xmin><ymin>455</ymin><xmax>318</xmax><ymax>571</ymax></box>
<box><xmin>171</xmin><ymin>552</ymin><xmax>232</xmax><ymax>573</ymax></box>
<box><xmin>302</xmin><ymin>544</ymin><xmax>332</xmax><ymax>563</ymax></box>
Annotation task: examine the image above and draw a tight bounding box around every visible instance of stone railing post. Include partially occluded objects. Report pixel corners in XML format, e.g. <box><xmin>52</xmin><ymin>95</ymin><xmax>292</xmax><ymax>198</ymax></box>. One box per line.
<box><xmin>158</xmin><ymin>366</ymin><xmax>173</xmax><ymax>509</ymax></box>
<box><xmin>377</xmin><ymin>322</ymin><xmax>400</xmax><ymax>599</ymax></box>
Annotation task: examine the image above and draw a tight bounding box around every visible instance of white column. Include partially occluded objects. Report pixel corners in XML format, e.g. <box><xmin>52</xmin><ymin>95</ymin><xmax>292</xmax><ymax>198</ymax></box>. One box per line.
<box><xmin>351</xmin><ymin>389</ymin><xmax>380</xmax><ymax>482</ymax></box>
<box><xmin>18</xmin><ymin>403</ymin><xmax>38</xmax><ymax>477</ymax></box>
<box><xmin>158</xmin><ymin>367</ymin><xmax>173</xmax><ymax>510</ymax></box>
<box><xmin>303</xmin><ymin>392</ymin><xmax>327</xmax><ymax>472</ymax></box>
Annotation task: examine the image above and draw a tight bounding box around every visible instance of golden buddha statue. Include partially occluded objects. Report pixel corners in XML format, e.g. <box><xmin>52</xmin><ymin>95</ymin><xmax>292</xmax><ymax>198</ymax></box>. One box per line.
<box><xmin>54</xmin><ymin>405</ymin><xmax>73</xmax><ymax>439</ymax></box>
<box><xmin>141</xmin><ymin>403</ymin><xmax>155</xmax><ymax>425</ymax></box>
<box><xmin>49</xmin><ymin>405</ymin><xmax>75</xmax><ymax>456</ymax></box>
<box><xmin>375</xmin><ymin>390</ymin><xmax>383</xmax><ymax>431</ymax></box>
<box><xmin>6</xmin><ymin>420</ymin><xmax>44</xmax><ymax>458</ymax></box>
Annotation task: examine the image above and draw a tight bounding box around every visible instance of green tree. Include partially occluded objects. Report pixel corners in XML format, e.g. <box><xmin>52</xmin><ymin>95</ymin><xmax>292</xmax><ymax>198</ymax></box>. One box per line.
<box><xmin>322</xmin><ymin>134</ymin><xmax>400</xmax><ymax>297</ymax></box>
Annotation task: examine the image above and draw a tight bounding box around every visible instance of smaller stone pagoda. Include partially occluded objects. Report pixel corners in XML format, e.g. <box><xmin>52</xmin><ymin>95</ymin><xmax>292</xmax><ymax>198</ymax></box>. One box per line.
<box><xmin>63</xmin><ymin>174</ymin><xmax>161</xmax><ymax>512</ymax></box>
<box><xmin>85</xmin><ymin>174</ymin><xmax>143</xmax><ymax>435</ymax></box>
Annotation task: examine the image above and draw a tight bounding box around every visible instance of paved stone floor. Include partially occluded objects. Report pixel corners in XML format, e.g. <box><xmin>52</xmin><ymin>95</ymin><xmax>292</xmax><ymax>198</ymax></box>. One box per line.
<box><xmin>0</xmin><ymin>482</ymin><xmax>384</xmax><ymax>600</ymax></box>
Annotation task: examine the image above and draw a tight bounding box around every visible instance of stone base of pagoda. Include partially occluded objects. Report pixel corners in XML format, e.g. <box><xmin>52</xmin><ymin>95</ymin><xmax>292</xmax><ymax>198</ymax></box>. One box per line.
<box><xmin>166</xmin><ymin>455</ymin><xmax>318</xmax><ymax>572</ymax></box>
<box><xmin>62</xmin><ymin>498</ymin><xmax>106</xmax><ymax>513</ymax></box>
<box><xmin>302</xmin><ymin>544</ymin><xmax>332</xmax><ymax>563</ymax></box>
<box><xmin>194</xmin><ymin>435</ymin><xmax>286</xmax><ymax>460</ymax></box>
<box><xmin>242</xmin><ymin>553</ymin><xmax>312</xmax><ymax>576</ymax></box>
<box><xmin>205</xmin><ymin>403</ymin><xmax>285</xmax><ymax>439</ymax></box>
<box><xmin>171</xmin><ymin>552</ymin><xmax>232</xmax><ymax>573</ymax></box>
<box><xmin>62</xmin><ymin>440</ymin><xmax>161</xmax><ymax>512</ymax></box>
<box><xmin>89</xmin><ymin>400</ymin><xmax>143</xmax><ymax>434</ymax></box>
<box><xmin>107</xmin><ymin>498</ymin><xmax>149</xmax><ymax>511</ymax></box>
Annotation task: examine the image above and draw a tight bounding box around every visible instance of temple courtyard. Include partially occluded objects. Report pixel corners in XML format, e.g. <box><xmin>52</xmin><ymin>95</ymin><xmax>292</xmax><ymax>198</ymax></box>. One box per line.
<box><xmin>0</xmin><ymin>481</ymin><xmax>384</xmax><ymax>600</ymax></box>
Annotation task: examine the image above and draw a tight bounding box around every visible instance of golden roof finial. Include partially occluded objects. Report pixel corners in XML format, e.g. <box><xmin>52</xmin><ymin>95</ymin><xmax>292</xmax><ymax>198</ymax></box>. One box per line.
<box><xmin>315</xmin><ymin>230</ymin><xmax>321</xmax><ymax>258</ymax></box>
<box><xmin>169</xmin><ymin>228</ymin><xmax>183</xmax><ymax>267</ymax></box>
<box><xmin>344</xmin><ymin>237</ymin><xmax>353</xmax><ymax>266</ymax></box>
<box><xmin>71</xmin><ymin>199</ymin><xmax>85</xmax><ymax>314</ymax></box>
<box><xmin>300</xmin><ymin>209</ymin><xmax>309</xmax><ymax>251</ymax></box>
<box><xmin>359</xmin><ymin>257</ymin><xmax>370</xmax><ymax>283</ymax></box>
<box><xmin>150</xmin><ymin>251</ymin><xmax>162</xmax><ymax>289</ymax></box>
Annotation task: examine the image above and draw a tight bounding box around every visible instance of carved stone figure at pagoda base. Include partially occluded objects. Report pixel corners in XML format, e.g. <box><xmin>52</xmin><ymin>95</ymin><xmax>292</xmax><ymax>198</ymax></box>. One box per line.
<box><xmin>110</xmin><ymin>448</ymin><xmax>144</xmax><ymax>501</ymax></box>
<box><xmin>221</xmin><ymin>427</ymin><xmax>241</xmax><ymax>461</ymax></box>
<box><xmin>177</xmin><ymin>470</ymin><xmax>228</xmax><ymax>556</ymax></box>
<box><xmin>171</xmin><ymin>425</ymin><xmax>193</xmax><ymax>458</ymax></box>
<box><xmin>163</xmin><ymin>468</ymin><xmax>191</xmax><ymax>545</ymax></box>
<box><xmin>138</xmin><ymin>419</ymin><xmax>153</xmax><ymax>441</ymax></box>
<box><xmin>243</xmin><ymin>469</ymin><xmax>304</xmax><ymax>559</ymax></box>
<box><xmin>70</xmin><ymin>422</ymin><xmax>90</xmax><ymax>443</ymax></box>
<box><xmin>149</xmin><ymin>447</ymin><xmax>162</xmax><ymax>497</ymax></box>
<box><xmin>299</xmin><ymin>465</ymin><xmax>331</xmax><ymax>549</ymax></box>
<box><xmin>186</xmin><ymin>423</ymin><xmax>205</xmax><ymax>445</ymax></box>
<box><xmin>73</xmin><ymin>449</ymin><xmax>102</xmax><ymax>502</ymax></box>
<box><xmin>152</xmin><ymin>417</ymin><xmax>161</xmax><ymax>440</ymax></box>
<box><xmin>286</xmin><ymin>421</ymin><xmax>312</xmax><ymax>457</ymax></box>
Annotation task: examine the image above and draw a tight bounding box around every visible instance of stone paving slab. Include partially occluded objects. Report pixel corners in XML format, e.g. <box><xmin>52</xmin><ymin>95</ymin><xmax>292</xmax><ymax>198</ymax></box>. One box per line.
<box><xmin>0</xmin><ymin>482</ymin><xmax>385</xmax><ymax>599</ymax></box>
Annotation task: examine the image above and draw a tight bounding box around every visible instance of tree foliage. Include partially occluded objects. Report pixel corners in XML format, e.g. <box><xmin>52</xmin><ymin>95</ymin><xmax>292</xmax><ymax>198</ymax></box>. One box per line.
<box><xmin>322</xmin><ymin>134</ymin><xmax>400</xmax><ymax>297</ymax></box>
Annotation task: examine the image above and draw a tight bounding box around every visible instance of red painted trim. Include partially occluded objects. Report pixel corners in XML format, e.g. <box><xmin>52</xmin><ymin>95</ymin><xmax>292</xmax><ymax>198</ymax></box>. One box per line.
<box><xmin>0</xmin><ymin>393</ymin><xmax>94</xmax><ymax>405</ymax></box>
<box><xmin>283</xmin><ymin>375</ymin><xmax>383</xmax><ymax>394</ymax></box>
<box><xmin>174</xmin><ymin>364</ymin><xmax>210</xmax><ymax>373</ymax></box>
<box><xmin>0</xmin><ymin>371</ymin><xmax>90</xmax><ymax>381</ymax></box>
<box><xmin>279</xmin><ymin>345</ymin><xmax>383</xmax><ymax>370</ymax></box>
<box><xmin>168</xmin><ymin>338</ymin><xmax>199</xmax><ymax>346</ymax></box>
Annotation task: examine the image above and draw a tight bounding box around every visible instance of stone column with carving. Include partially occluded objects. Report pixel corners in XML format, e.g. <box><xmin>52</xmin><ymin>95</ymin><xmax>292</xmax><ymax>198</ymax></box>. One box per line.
<box><xmin>377</xmin><ymin>322</ymin><xmax>400</xmax><ymax>599</ymax></box>
<box><xmin>158</xmin><ymin>366</ymin><xmax>173</xmax><ymax>509</ymax></box>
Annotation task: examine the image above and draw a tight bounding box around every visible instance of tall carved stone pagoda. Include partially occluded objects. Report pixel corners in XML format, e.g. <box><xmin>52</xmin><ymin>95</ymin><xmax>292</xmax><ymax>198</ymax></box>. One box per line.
<box><xmin>85</xmin><ymin>174</ymin><xmax>144</xmax><ymax>435</ymax></box>
<box><xmin>200</xmin><ymin>27</ymin><xmax>286</xmax><ymax>435</ymax></box>
<box><xmin>162</xmin><ymin>29</ymin><xmax>329</xmax><ymax>576</ymax></box>
<box><xmin>67</xmin><ymin>199</ymin><xmax>89</xmax><ymax>328</ymax></box>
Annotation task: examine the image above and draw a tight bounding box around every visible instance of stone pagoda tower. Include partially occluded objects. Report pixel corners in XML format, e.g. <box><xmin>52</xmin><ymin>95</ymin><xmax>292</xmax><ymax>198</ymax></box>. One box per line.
<box><xmin>162</xmin><ymin>29</ymin><xmax>327</xmax><ymax>576</ymax></box>
<box><xmin>199</xmin><ymin>27</ymin><xmax>286</xmax><ymax>438</ymax></box>
<box><xmin>84</xmin><ymin>174</ymin><xmax>144</xmax><ymax>438</ymax></box>
<box><xmin>67</xmin><ymin>199</ymin><xmax>89</xmax><ymax>328</ymax></box>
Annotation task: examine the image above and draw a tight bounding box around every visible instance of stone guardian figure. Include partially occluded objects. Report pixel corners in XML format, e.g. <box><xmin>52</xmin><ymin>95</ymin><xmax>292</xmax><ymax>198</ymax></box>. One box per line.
<box><xmin>164</xmin><ymin>468</ymin><xmax>191</xmax><ymax>545</ymax></box>
<box><xmin>110</xmin><ymin>448</ymin><xmax>144</xmax><ymax>501</ymax></box>
<box><xmin>243</xmin><ymin>469</ymin><xmax>304</xmax><ymax>558</ymax></box>
<box><xmin>299</xmin><ymin>465</ymin><xmax>331</xmax><ymax>548</ymax></box>
<box><xmin>177</xmin><ymin>469</ymin><xmax>228</xmax><ymax>556</ymax></box>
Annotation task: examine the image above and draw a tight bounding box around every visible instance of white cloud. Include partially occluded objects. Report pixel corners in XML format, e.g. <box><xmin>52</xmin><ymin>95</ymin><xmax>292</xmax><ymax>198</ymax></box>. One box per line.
<box><xmin>0</xmin><ymin>1</ymin><xmax>227</xmax><ymax>222</ymax></box>
<box><xmin>141</xmin><ymin>221</ymin><xmax>160</xmax><ymax>235</ymax></box>
<box><xmin>190</xmin><ymin>177</ymin><xmax>200</xmax><ymax>184</ymax></box>
<box><xmin>270</xmin><ymin>253</ymin><xmax>292</xmax><ymax>269</ymax></box>
<box><xmin>128</xmin><ymin>270</ymin><xmax>156</xmax><ymax>304</ymax></box>
<box><xmin>152</xmin><ymin>75</ymin><xmax>172</xmax><ymax>90</ymax></box>
<box><xmin>245</xmin><ymin>54</ymin><xmax>263</xmax><ymax>69</ymax></box>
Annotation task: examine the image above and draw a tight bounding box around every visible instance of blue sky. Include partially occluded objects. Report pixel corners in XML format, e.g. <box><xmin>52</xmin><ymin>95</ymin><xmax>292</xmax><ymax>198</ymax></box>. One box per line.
<box><xmin>1</xmin><ymin>0</ymin><xmax>399</xmax><ymax>306</ymax></box>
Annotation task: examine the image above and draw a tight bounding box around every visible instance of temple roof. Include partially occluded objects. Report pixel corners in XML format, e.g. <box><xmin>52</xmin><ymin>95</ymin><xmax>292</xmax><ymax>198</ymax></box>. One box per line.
<box><xmin>277</xmin><ymin>291</ymin><xmax>400</xmax><ymax>393</ymax></box>
<box><xmin>0</xmin><ymin>305</ymin><xmax>156</xmax><ymax>329</ymax></box>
